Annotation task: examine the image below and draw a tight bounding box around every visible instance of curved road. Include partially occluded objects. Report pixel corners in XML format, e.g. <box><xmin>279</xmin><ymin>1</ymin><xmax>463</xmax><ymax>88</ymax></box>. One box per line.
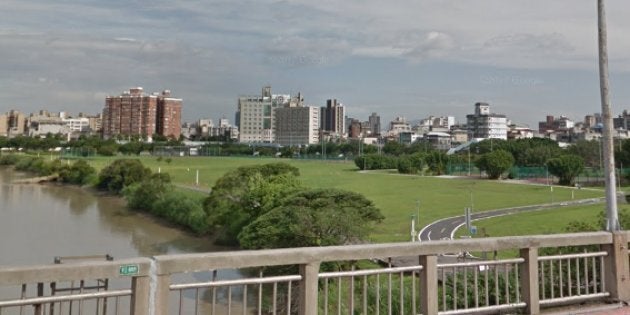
<box><xmin>418</xmin><ymin>197</ymin><xmax>606</xmax><ymax>241</ymax></box>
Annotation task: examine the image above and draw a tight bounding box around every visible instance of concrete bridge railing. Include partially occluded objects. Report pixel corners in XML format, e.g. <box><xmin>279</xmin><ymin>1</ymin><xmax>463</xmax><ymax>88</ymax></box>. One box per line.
<box><xmin>0</xmin><ymin>231</ymin><xmax>628</xmax><ymax>315</ymax></box>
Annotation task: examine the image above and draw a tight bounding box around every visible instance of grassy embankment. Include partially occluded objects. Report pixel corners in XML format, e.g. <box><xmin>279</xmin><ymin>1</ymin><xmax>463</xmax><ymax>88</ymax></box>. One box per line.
<box><xmin>81</xmin><ymin>156</ymin><xmax>606</xmax><ymax>242</ymax></box>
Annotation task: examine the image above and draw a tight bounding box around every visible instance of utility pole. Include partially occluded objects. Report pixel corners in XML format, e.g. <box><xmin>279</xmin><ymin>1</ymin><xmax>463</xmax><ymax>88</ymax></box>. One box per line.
<box><xmin>598</xmin><ymin>0</ymin><xmax>620</xmax><ymax>231</ymax></box>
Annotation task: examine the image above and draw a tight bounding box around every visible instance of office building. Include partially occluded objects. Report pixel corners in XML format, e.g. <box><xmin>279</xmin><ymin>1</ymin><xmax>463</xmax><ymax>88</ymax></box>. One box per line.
<box><xmin>236</xmin><ymin>86</ymin><xmax>289</xmax><ymax>143</ymax></box>
<box><xmin>275</xmin><ymin>106</ymin><xmax>320</xmax><ymax>146</ymax></box>
<box><xmin>320</xmin><ymin>99</ymin><xmax>346</xmax><ymax>139</ymax></box>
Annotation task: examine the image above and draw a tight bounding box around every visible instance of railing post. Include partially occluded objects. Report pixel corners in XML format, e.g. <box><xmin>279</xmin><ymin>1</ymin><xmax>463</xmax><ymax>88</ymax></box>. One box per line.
<box><xmin>153</xmin><ymin>274</ymin><xmax>171</xmax><ymax>315</ymax></box>
<box><xmin>520</xmin><ymin>247</ymin><xmax>539</xmax><ymax>315</ymax></box>
<box><xmin>603</xmin><ymin>232</ymin><xmax>630</xmax><ymax>302</ymax></box>
<box><xmin>130</xmin><ymin>276</ymin><xmax>150</xmax><ymax>315</ymax></box>
<box><xmin>298</xmin><ymin>262</ymin><xmax>321</xmax><ymax>315</ymax></box>
<box><xmin>419</xmin><ymin>255</ymin><xmax>438</xmax><ymax>315</ymax></box>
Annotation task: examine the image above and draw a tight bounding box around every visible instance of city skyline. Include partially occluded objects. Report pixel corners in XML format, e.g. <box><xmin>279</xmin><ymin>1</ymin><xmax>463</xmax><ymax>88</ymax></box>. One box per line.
<box><xmin>3</xmin><ymin>1</ymin><xmax>630</xmax><ymax>128</ymax></box>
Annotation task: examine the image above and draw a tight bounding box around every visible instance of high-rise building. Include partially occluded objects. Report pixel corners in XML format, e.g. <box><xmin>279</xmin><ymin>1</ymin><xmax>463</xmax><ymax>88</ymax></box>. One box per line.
<box><xmin>275</xmin><ymin>106</ymin><xmax>320</xmax><ymax>146</ymax></box>
<box><xmin>156</xmin><ymin>90</ymin><xmax>182</xmax><ymax>139</ymax></box>
<box><xmin>368</xmin><ymin>112</ymin><xmax>381</xmax><ymax>136</ymax></box>
<box><xmin>102</xmin><ymin>87</ymin><xmax>182</xmax><ymax>139</ymax></box>
<box><xmin>320</xmin><ymin>99</ymin><xmax>345</xmax><ymax>138</ymax></box>
<box><xmin>466</xmin><ymin>102</ymin><xmax>508</xmax><ymax>140</ymax></box>
<box><xmin>7</xmin><ymin>110</ymin><xmax>26</xmax><ymax>137</ymax></box>
<box><xmin>0</xmin><ymin>114</ymin><xmax>7</xmax><ymax>137</ymax></box>
<box><xmin>236</xmin><ymin>86</ymin><xmax>289</xmax><ymax>143</ymax></box>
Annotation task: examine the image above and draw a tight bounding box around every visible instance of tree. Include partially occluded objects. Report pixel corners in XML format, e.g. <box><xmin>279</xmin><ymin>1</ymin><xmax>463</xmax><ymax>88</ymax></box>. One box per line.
<box><xmin>546</xmin><ymin>155</ymin><xmax>585</xmax><ymax>186</ymax></box>
<box><xmin>203</xmin><ymin>163</ymin><xmax>302</xmax><ymax>245</ymax></box>
<box><xmin>238</xmin><ymin>188</ymin><xmax>384</xmax><ymax>249</ymax></box>
<box><xmin>475</xmin><ymin>150</ymin><xmax>514</xmax><ymax>179</ymax></box>
<box><xmin>397</xmin><ymin>153</ymin><xmax>424</xmax><ymax>174</ymax></box>
<box><xmin>97</xmin><ymin>159</ymin><xmax>152</xmax><ymax>193</ymax></box>
<box><xmin>425</xmin><ymin>151</ymin><xmax>448</xmax><ymax>175</ymax></box>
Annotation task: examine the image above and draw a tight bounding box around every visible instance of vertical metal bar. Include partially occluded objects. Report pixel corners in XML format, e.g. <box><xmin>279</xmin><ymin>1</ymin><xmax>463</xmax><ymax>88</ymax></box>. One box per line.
<box><xmin>79</xmin><ymin>280</ymin><xmax>84</xmax><ymax>315</ymax></box>
<box><xmin>441</xmin><ymin>268</ymin><xmax>446</xmax><ymax>311</ymax></box>
<box><xmin>474</xmin><ymin>267</ymin><xmax>479</xmax><ymax>308</ymax></box>
<box><xmin>212</xmin><ymin>287</ymin><xmax>217</xmax><ymax>315</ymax></box>
<box><xmin>195</xmin><ymin>288</ymin><xmax>199</xmax><ymax>315</ymax></box>
<box><xmin>20</xmin><ymin>284</ymin><xmax>26</xmax><ymax>315</ymax></box>
<box><xmin>514</xmin><ymin>262</ymin><xmax>520</xmax><ymax>303</ymax></box>
<box><xmin>258</xmin><ymin>270</ymin><xmax>263</xmax><ymax>315</ymax></box>
<box><xmin>115</xmin><ymin>296</ymin><xmax>120</xmax><ymax>315</ymax></box>
<box><xmin>592</xmin><ymin>256</ymin><xmax>597</xmax><ymax>293</ymax></box>
<box><xmin>286</xmin><ymin>281</ymin><xmax>292</xmax><ymax>315</ymax></box>
<box><xmin>599</xmin><ymin>256</ymin><xmax>605</xmax><ymax>293</ymax></box>
<box><xmin>363</xmin><ymin>275</ymin><xmax>368</xmax><ymax>315</ymax></box>
<box><xmin>503</xmin><ymin>264</ymin><xmax>509</xmax><ymax>304</ymax></box>
<box><xmin>541</xmin><ymin>261</ymin><xmax>546</xmax><ymax>299</ymax></box>
<box><xmin>576</xmin><ymin>257</ymin><xmax>581</xmax><ymax>296</ymax></box>
<box><xmin>464</xmin><ymin>266</ymin><xmax>468</xmax><ymax>309</ymax></box>
<box><xmin>272</xmin><ymin>283</ymin><xmax>277</xmax><ymax>315</ymax></box>
<box><xmin>453</xmin><ymin>267</ymin><xmax>458</xmax><ymax>310</ymax></box>
<box><xmin>559</xmin><ymin>260</ymin><xmax>564</xmax><ymax>298</ymax></box>
<box><xmin>179</xmin><ymin>289</ymin><xmax>184</xmax><ymax>315</ymax></box>
<box><xmin>550</xmin><ymin>261</ymin><xmax>555</xmax><ymax>298</ymax></box>
<box><xmin>337</xmin><ymin>277</ymin><xmax>341</xmax><ymax>315</ymax></box>
<box><xmin>376</xmin><ymin>273</ymin><xmax>380</xmax><ymax>315</ymax></box>
<box><xmin>411</xmin><ymin>271</ymin><xmax>417</xmax><ymax>315</ymax></box>
<box><xmin>323</xmin><ymin>279</ymin><xmax>329</xmax><ymax>315</ymax></box>
<box><xmin>494</xmin><ymin>266</ymin><xmax>499</xmax><ymax>305</ymax></box>
<box><xmin>102</xmin><ymin>279</ymin><xmax>108</xmax><ymax>315</ymax></box>
<box><xmin>484</xmin><ymin>266</ymin><xmax>489</xmax><ymax>306</ymax></box>
<box><xmin>243</xmin><ymin>285</ymin><xmax>248</xmax><ymax>315</ymax></box>
<box><xmin>349</xmin><ymin>270</ymin><xmax>355</xmax><ymax>315</ymax></box>
<box><xmin>399</xmin><ymin>272</ymin><xmax>404</xmax><ymax>315</ymax></box>
<box><xmin>584</xmin><ymin>256</ymin><xmax>590</xmax><ymax>295</ymax></box>
<box><xmin>387</xmin><ymin>269</ymin><xmax>392</xmax><ymax>315</ymax></box>
<box><xmin>567</xmin><ymin>259</ymin><xmax>573</xmax><ymax>296</ymax></box>
<box><xmin>228</xmin><ymin>286</ymin><xmax>232</xmax><ymax>315</ymax></box>
<box><xmin>49</xmin><ymin>282</ymin><xmax>56</xmax><ymax>315</ymax></box>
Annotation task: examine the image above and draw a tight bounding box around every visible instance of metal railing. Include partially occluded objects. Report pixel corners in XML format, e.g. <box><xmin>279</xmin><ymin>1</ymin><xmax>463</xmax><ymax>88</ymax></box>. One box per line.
<box><xmin>0</xmin><ymin>231</ymin><xmax>628</xmax><ymax>315</ymax></box>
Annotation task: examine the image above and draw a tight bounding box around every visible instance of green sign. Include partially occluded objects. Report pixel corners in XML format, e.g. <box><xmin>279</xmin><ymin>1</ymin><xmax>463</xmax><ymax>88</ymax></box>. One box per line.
<box><xmin>119</xmin><ymin>264</ymin><xmax>139</xmax><ymax>276</ymax></box>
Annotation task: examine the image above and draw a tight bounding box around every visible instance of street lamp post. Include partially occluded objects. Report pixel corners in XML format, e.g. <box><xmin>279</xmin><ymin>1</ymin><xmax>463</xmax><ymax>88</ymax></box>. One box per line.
<box><xmin>597</xmin><ymin>0</ymin><xmax>620</xmax><ymax>231</ymax></box>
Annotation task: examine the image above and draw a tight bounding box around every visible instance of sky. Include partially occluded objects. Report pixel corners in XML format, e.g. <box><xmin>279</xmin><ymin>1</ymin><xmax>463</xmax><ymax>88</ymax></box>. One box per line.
<box><xmin>2</xmin><ymin>0</ymin><xmax>630</xmax><ymax>129</ymax></box>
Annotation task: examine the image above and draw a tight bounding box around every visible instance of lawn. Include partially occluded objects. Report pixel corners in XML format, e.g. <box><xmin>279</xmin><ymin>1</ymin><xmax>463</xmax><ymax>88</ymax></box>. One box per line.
<box><xmin>80</xmin><ymin>155</ymin><xmax>606</xmax><ymax>242</ymax></box>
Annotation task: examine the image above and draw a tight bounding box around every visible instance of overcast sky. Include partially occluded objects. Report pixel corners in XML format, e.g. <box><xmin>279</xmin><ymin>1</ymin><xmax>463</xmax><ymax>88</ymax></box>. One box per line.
<box><xmin>2</xmin><ymin>0</ymin><xmax>630</xmax><ymax>128</ymax></box>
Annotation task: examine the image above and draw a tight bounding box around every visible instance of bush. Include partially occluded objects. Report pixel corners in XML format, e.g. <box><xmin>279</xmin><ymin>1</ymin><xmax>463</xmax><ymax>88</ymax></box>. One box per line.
<box><xmin>97</xmin><ymin>159</ymin><xmax>152</xmax><ymax>194</ymax></box>
<box><xmin>153</xmin><ymin>191</ymin><xmax>208</xmax><ymax>234</ymax></box>
<box><xmin>123</xmin><ymin>173</ymin><xmax>171</xmax><ymax>210</ymax></box>
<box><xmin>397</xmin><ymin>154</ymin><xmax>424</xmax><ymax>174</ymax></box>
<box><xmin>58</xmin><ymin>160</ymin><xmax>96</xmax><ymax>185</ymax></box>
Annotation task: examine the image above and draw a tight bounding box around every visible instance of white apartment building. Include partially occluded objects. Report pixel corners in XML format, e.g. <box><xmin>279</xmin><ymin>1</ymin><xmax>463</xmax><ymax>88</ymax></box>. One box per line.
<box><xmin>275</xmin><ymin>106</ymin><xmax>320</xmax><ymax>146</ymax></box>
<box><xmin>466</xmin><ymin>102</ymin><xmax>508</xmax><ymax>140</ymax></box>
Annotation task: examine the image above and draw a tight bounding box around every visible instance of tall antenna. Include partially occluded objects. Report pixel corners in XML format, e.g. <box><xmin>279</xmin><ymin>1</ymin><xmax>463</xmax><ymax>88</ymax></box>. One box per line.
<box><xmin>597</xmin><ymin>0</ymin><xmax>620</xmax><ymax>231</ymax></box>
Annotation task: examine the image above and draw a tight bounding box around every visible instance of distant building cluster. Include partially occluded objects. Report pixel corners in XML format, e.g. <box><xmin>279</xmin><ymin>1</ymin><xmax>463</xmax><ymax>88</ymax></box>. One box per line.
<box><xmin>0</xmin><ymin>109</ymin><xmax>101</xmax><ymax>139</ymax></box>
<box><xmin>6</xmin><ymin>83</ymin><xmax>630</xmax><ymax>152</ymax></box>
<box><xmin>102</xmin><ymin>87</ymin><xmax>182</xmax><ymax>140</ymax></box>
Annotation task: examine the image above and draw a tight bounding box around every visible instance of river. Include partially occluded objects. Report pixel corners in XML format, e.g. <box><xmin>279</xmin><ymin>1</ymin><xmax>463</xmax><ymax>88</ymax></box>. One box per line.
<box><xmin>0</xmin><ymin>167</ymin><xmax>229</xmax><ymax>266</ymax></box>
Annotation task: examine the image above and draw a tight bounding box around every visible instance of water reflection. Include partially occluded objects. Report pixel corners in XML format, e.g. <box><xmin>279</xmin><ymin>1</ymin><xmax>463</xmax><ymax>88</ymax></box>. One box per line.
<box><xmin>0</xmin><ymin>167</ymin><xmax>230</xmax><ymax>266</ymax></box>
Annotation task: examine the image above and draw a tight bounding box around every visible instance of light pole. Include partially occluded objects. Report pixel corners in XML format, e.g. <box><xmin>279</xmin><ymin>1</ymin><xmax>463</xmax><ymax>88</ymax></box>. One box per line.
<box><xmin>597</xmin><ymin>0</ymin><xmax>620</xmax><ymax>231</ymax></box>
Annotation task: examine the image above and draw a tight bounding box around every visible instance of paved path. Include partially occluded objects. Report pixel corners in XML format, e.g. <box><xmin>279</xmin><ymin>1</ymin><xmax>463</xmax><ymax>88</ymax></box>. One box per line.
<box><xmin>418</xmin><ymin>197</ymin><xmax>606</xmax><ymax>242</ymax></box>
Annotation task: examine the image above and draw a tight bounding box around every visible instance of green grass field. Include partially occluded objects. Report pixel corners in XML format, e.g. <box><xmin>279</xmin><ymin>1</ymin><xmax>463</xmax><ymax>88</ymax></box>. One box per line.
<box><xmin>79</xmin><ymin>155</ymin><xmax>607</xmax><ymax>242</ymax></box>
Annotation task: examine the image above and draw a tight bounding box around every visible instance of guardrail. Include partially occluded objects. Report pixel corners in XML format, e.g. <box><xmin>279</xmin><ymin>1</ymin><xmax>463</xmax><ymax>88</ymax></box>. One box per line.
<box><xmin>0</xmin><ymin>231</ymin><xmax>628</xmax><ymax>315</ymax></box>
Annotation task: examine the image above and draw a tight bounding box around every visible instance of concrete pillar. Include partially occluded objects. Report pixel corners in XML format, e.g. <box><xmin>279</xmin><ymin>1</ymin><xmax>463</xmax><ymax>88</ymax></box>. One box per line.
<box><xmin>419</xmin><ymin>255</ymin><xmax>438</xmax><ymax>315</ymax></box>
<box><xmin>131</xmin><ymin>276</ymin><xmax>151</xmax><ymax>315</ymax></box>
<box><xmin>520</xmin><ymin>247</ymin><xmax>540</xmax><ymax>315</ymax></box>
<box><xmin>298</xmin><ymin>262</ymin><xmax>321</xmax><ymax>315</ymax></box>
<box><xmin>153</xmin><ymin>274</ymin><xmax>171</xmax><ymax>315</ymax></box>
<box><xmin>603</xmin><ymin>232</ymin><xmax>630</xmax><ymax>302</ymax></box>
